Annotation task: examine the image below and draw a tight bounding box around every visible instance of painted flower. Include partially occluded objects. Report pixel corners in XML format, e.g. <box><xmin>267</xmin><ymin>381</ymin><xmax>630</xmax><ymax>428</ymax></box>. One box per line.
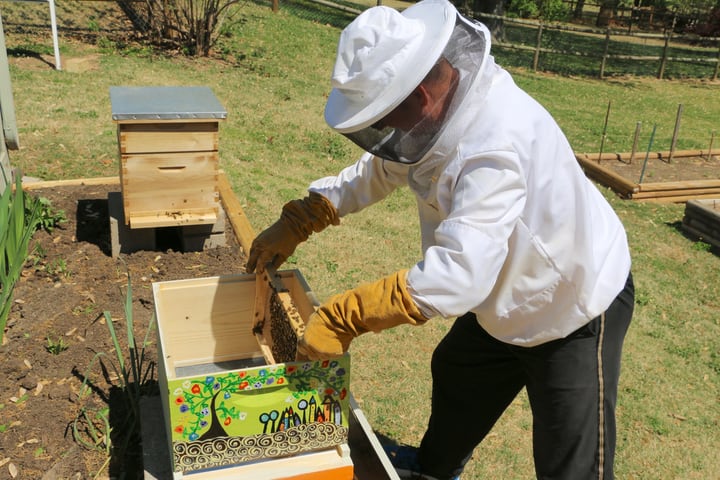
<box><xmin>259</xmin><ymin>369</ymin><xmax>267</xmax><ymax>377</ymax></box>
<box><xmin>253</xmin><ymin>382</ymin><xmax>263</xmax><ymax>388</ymax></box>
<box><xmin>175</xmin><ymin>397</ymin><xmax>184</xmax><ymax>405</ymax></box>
<box><xmin>277</xmin><ymin>378</ymin><xmax>285</xmax><ymax>385</ymax></box>
<box><xmin>322</xmin><ymin>360</ymin><xmax>330</xmax><ymax>368</ymax></box>
<box><xmin>173</xmin><ymin>387</ymin><xmax>183</xmax><ymax>396</ymax></box>
<box><xmin>179</xmin><ymin>404</ymin><xmax>189</xmax><ymax>413</ymax></box>
<box><xmin>239</xmin><ymin>381</ymin><xmax>249</xmax><ymax>390</ymax></box>
<box><xmin>239</xmin><ymin>412</ymin><xmax>247</xmax><ymax>421</ymax></box>
<box><xmin>335</xmin><ymin>368</ymin><xmax>346</xmax><ymax>376</ymax></box>
<box><xmin>182</xmin><ymin>380</ymin><xmax>192</xmax><ymax>389</ymax></box>
<box><xmin>201</xmin><ymin>408</ymin><xmax>210</xmax><ymax>417</ymax></box>
<box><xmin>174</xmin><ymin>425</ymin><xmax>184</xmax><ymax>434</ymax></box>
<box><xmin>200</xmin><ymin>420</ymin><xmax>208</xmax><ymax>428</ymax></box>
<box><xmin>224</xmin><ymin>417</ymin><xmax>232</xmax><ymax>426</ymax></box>
<box><xmin>224</xmin><ymin>391</ymin><xmax>232</xmax><ymax>400</ymax></box>
<box><xmin>239</xmin><ymin>371</ymin><xmax>247</xmax><ymax>378</ymax></box>
<box><xmin>340</xmin><ymin>388</ymin><xmax>347</xmax><ymax>400</ymax></box>
<box><xmin>330</xmin><ymin>361</ymin><xmax>338</xmax><ymax>368</ymax></box>
<box><xmin>325</xmin><ymin>388</ymin><xmax>335</xmax><ymax>396</ymax></box>
<box><xmin>213</xmin><ymin>382</ymin><xmax>221</xmax><ymax>391</ymax></box>
<box><xmin>287</xmin><ymin>366</ymin><xmax>297</xmax><ymax>374</ymax></box>
<box><xmin>191</xmin><ymin>384</ymin><xmax>201</xmax><ymax>394</ymax></box>
<box><xmin>189</xmin><ymin>432</ymin><xmax>199</xmax><ymax>441</ymax></box>
<box><xmin>266</xmin><ymin>377</ymin><xmax>275</xmax><ymax>385</ymax></box>
<box><xmin>205</xmin><ymin>376</ymin><xmax>215</xmax><ymax>385</ymax></box>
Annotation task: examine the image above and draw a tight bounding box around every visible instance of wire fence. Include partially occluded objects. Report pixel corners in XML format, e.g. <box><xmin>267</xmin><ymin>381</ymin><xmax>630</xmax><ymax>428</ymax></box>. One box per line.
<box><xmin>273</xmin><ymin>0</ymin><xmax>720</xmax><ymax>80</ymax></box>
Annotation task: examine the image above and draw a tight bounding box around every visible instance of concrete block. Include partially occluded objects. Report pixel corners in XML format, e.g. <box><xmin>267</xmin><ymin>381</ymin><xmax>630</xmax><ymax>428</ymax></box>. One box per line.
<box><xmin>109</xmin><ymin>191</ymin><xmax>156</xmax><ymax>258</ymax></box>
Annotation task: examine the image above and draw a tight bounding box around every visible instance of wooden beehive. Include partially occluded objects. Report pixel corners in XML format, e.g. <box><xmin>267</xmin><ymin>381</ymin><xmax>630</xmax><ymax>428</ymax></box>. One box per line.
<box><xmin>152</xmin><ymin>271</ymin><xmax>353</xmax><ymax>478</ymax></box>
<box><xmin>110</xmin><ymin>86</ymin><xmax>225</xmax><ymax>229</ymax></box>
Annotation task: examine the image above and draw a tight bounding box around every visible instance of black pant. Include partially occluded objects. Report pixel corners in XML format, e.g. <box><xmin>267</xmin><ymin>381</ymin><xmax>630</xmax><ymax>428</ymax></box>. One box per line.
<box><xmin>418</xmin><ymin>273</ymin><xmax>634</xmax><ymax>480</ymax></box>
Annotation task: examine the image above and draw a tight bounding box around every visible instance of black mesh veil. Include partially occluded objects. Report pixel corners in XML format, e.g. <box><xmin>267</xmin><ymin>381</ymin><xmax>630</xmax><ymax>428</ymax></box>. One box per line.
<box><xmin>341</xmin><ymin>16</ymin><xmax>488</xmax><ymax>164</ymax></box>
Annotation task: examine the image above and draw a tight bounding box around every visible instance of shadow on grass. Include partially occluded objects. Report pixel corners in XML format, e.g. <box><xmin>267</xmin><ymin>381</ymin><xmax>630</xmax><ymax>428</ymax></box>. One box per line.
<box><xmin>667</xmin><ymin>220</ymin><xmax>720</xmax><ymax>257</ymax></box>
<box><xmin>6</xmin><ymin>46</ymin><xmax>55</xmax><ymax>69</ymax></box>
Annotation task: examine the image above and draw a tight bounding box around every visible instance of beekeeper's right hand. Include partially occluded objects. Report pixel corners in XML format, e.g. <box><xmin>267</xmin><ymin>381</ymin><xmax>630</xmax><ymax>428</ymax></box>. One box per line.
<box><xmin>246</xmin><ymin>192</ymin><xmax>339</xmax><ymax>273</ymax></box>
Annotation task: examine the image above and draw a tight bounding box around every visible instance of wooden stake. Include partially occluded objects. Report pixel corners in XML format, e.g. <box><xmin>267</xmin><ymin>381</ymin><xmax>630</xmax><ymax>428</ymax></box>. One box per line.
<box><xmin>629</xmin><ymin>121</ymin><xmax>642</xmax><ymax>164</ymax></box>
<box><xmin>668</xmin><ymin>104</ymin><xmax>683</xmax><ymax>163</ymax></box>
<box><xmin>599</xmin><ymin>100</ymin><xmax>611</xmax><ymax>161</ymax></box>
<box><xmin>708</xmin><ymin>131</ymin><xmax>716</xmax><ymax>161</ymax></box>
<box><xmin>638</xmin><ymin>124</ymin><xmax>657</xmax><ymax>184</ymax></box>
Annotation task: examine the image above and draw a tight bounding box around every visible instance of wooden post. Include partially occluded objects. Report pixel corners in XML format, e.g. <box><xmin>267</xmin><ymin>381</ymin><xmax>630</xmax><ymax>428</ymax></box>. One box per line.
<box><xmin>598</xmin><ymin>100</ymin><xmax>611</xmax><ymax>161</ymax></box>
<box><xmin>533</xmin><ymin>24</ymin><xmax>544</xmax><ymax>72</ymax></box>
<box><xmin>629</xmin><ymin>121</ymin><xmax>642</xmax><ymax>164</ymax></box>
<box><xmin>638</xmin><ymin>124</ymin><xmax>657</xmax><ymax>184</ymax></box>
<box><xmin>600</xmin><ymin>28</ymin><xmax>611</xmax><ymax>79</ymax></box>
<box><xmin>708</xmin><ymin>131</ymin><xmax>716</xmax><ymax>161</ymax></box>
<box><xmin>272</xmin><ymin>0</ymin><xmax>279</xmax><ymax>13</ymax></box>
<box><xmin>668</xmin><ymin>103</ymin><xmax>682</xmax><ymax>163</ymax></box>
<box><xmin>658</xmin><ymin>32</ymin><xmax>670</xmax><ymax>79</ymax></box>
<box><xmin>714</xmin><ymin>44</ymin><xmax>720</xmax><ymax>81</ymax></box>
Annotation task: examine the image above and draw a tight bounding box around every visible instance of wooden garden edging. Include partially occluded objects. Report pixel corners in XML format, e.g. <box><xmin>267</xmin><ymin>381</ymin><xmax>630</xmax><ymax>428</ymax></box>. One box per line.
<box><xmin>575</xmin><ymin>151</ymin><xmax>720</xmax><ymax>203</ymax></box>
<box><xmin>22</xmin><ymin>172</ymin><xmax>257</xmax><ymax>254</ymax></box>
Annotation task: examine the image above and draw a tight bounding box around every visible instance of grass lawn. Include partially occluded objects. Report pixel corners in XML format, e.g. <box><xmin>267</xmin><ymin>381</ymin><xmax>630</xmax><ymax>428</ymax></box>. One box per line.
<box><xmin>2</xmin><ymin>0</ymin><xmax>719</xmax><ymax>478</ymax></box>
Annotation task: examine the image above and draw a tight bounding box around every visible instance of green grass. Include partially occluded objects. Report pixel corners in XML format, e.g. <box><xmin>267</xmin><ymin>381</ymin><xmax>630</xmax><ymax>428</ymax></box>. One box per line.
<box><xmin>3</xmin><ymin>1</ymin><xmax>720</xmax><ymax>477</ymax></box>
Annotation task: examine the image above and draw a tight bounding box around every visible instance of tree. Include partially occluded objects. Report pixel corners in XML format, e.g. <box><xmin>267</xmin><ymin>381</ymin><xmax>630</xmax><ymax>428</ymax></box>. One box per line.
<box><xmin>573</xmin><ymin>0</ymin><xmax>586</xmax><ymax>20</ymax></box>
<box><xmin>455</xmin><ymin>0</ymin><xmax>507</xmax><ymax>39</ymax></box>
<box><xmin>597</xmin><ymin>0</ymin><xmax>620</xmax><ymax>26</ymax></box>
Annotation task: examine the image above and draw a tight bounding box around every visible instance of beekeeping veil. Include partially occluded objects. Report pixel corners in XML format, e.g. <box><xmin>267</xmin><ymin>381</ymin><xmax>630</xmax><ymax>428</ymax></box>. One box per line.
<box><xmin>324</xmin><ymin>0</ymin><xmax>489</xmax><ymax>164</ymax></box>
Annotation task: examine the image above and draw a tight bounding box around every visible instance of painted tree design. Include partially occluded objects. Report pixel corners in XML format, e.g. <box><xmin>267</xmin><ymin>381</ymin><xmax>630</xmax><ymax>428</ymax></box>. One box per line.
<box><xmin>172</xmin><ymin>360</ymin><xmax>348</xmax><ymax>442</ymax></box>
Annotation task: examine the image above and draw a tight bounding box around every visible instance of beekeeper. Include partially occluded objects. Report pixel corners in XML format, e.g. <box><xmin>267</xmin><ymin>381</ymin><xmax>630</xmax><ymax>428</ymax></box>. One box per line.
<box><xmin>247</xmin><ymin>0</ymin><xmax>634</xmax><ymax>479</ymax></box>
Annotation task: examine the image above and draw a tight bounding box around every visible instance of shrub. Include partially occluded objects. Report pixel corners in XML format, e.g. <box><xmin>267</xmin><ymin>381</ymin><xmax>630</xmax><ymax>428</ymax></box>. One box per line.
<box><xmin>121</xmin><ymin>0</ymin><xmax>240</xmax><ymax>56</ymax></box>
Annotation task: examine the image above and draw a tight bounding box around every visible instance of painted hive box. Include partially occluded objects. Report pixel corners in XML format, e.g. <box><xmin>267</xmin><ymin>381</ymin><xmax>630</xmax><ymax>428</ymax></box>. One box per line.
<box><xmin>152</xmin><ymin>271</ymin><xmax>351</xmax><ymax>475</ymax></box>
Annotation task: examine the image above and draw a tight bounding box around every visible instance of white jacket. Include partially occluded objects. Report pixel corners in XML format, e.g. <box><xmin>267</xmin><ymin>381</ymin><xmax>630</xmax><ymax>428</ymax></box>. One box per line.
<box><xmin>310</xmin><ymin>56</ymin><xmax>631</xmax><ymax>347</ymax></box>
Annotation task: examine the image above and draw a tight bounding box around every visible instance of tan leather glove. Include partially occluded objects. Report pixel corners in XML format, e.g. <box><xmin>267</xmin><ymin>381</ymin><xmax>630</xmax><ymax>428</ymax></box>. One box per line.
<box><xmin>297</xmin><ymin>270</ymin><xmax>428</xmax><ymax>359</ymax></box>
<box><xmin>247</xmin><ymin>192</ymin><xmax>339</xmax><ymax>273</ymax></box>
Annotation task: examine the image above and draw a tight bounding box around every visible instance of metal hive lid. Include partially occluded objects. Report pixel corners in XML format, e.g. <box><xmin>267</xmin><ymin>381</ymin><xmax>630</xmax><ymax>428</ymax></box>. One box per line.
<box><xmin>110</xmin><ymin>86</ymin><xmax>227</xmax><ymax>121</ymax></box>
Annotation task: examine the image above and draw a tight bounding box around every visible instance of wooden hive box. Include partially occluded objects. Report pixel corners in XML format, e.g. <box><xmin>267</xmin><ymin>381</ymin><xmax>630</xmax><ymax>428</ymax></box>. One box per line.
<box><xmin>110</xmin><ymin>86</ymin><xmax>225</xmax><ymax>229</ymax></box>
<box><xmin>682</xmin><ymin>198</ymin><xmax>720</xmax><ymax>249</ymax></box>
<box><xmin>152</xmin><ymin>270</ymin><xmax>353</xmax><ymax>478</ymax></box>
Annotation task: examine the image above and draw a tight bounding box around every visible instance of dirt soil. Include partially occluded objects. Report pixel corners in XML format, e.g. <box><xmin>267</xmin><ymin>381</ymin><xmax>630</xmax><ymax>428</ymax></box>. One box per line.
<box><xmin>0</xmin><ymin>183</ymin><xmax>246</xmax><ymax>480</ymax></box>
<box><xmin>594</xmin><ymin>153</ymin><xmax>720</xmax><ymax>184</ymax></box>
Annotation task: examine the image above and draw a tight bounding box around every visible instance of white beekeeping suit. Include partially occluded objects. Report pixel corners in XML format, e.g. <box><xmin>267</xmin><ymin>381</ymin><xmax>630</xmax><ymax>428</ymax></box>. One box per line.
<box><xmin>312</xmin><ymin>0</ymin><xmax>631</xmax><ymax>346</ymax></box>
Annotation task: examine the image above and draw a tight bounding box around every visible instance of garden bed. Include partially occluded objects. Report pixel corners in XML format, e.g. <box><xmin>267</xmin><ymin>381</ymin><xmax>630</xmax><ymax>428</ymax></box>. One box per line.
<box><xmin>576</xmin><ymin>150</ymin><xmax>720</xmax><ymax>202</ymax></box>
<box><xmin>0</xmin><ymin>179</ymin><xmax>247</xmax><ymax>478</ymax></box>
